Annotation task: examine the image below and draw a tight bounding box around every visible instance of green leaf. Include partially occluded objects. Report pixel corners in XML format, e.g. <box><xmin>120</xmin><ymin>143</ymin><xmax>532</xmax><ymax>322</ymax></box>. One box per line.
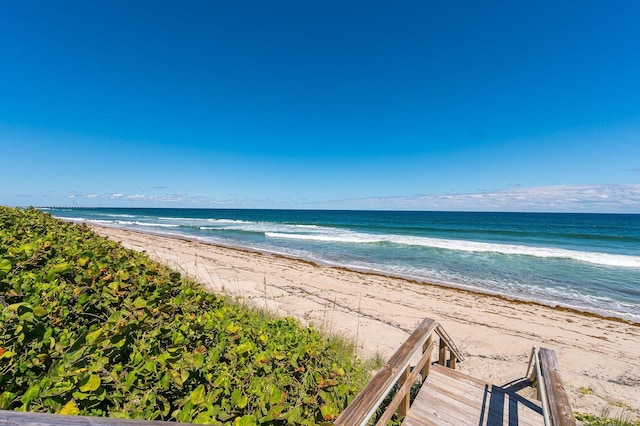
<box><xmin>0</xmin><ymin>391</ymin><xmax>16</xmax><ymax>410</ymax></box>
<box><xmin>79</xmin><ymin>374</ymin><xmax>101</xmax><ymax>392</ymax></box>
<box><xmin>169</xmin><ymin>369</ymin><xmax>184</xmax><ymax>388</ymax></box>
<box><xmin>72</xmin><ymin>391</ymin><xmax>91</xmax><ymax>400</ymax></box>
<box><xmin>33</xmin><ymin>306</ymin><xmax>47</xmax><ymax>317</ymax></box>
<box><xmin>0</xmin><ymin>258</ymin><xmax>11</xmax><ymax>276</ymax></box>
<box><xmin>231</xmin><ymin>389</ymin><xmax>248</xmax><ymax>409</ymax></box>
<box><xmin>236</xmin><ymin>342</ymin><xmax>254</xmax><ymax>354</ymax></box>
<box><xmin>226</xmin><ymin>323</ymin><xmax>241</xmax><ymax>334</ymax></box>
<box><xmin>58</xmin><ymin>400</ymin><xmax>80</xmax><ymax>415</ymax></box>
<box><xmin>283</xmin><ymin>406</ymin><xmax>302</xmax><ymax>423</ymax></box>
<box><xmin>269</xmin><ymin>388</ymin><xmax>284</xmax><ymax>405</ymax></box>
<box><xmin>133</xmin><ymin>297</ymin><xmax>147</xmax><ymax>309</ymax></box>
<box><xmin>320</xmin><ymin>403</ymin><xmax>339</xmax><ymax>421</ymax></box>
<box><xmin>190</xmin><ymin>384</ymin><xmax>205</xmax><ymax>405</ymax></box>
<box><xmin>235</xmin><ymin>414</ymin><xmax>256</xmax><ymax>426</ymax></box>
<box><xmin>85</xmin><ymin>328</ymin><xmax>103</xmax><ymax>345</ymax></box>
<box><xmin>51</xmin><ymin>262</ymin><xmax>71</xmax><ymax>274</ymax></box>
<box><xmin>77</xmin><ymin>293</ymin><xmax>89</xmax><ymax>304</ymax></box>
<box><xmin>20</xmin><ymin>384</ymin><xmax>40</xmax><ymax>405</ymax></box>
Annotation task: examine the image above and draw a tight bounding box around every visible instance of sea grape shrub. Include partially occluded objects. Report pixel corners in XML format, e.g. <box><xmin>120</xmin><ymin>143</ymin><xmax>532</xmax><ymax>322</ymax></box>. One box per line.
<box><xmin>0</xmin><ymin>207</ymin><xmax>368</xmax><ymax>425</ymax></box>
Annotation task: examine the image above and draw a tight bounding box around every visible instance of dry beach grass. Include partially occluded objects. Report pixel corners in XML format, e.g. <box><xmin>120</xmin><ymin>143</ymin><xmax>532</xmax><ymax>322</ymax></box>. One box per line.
<box><xmin>89</xmin><ymin>224</ymin><xmax>640</xmax><ymax>420</ymax></box>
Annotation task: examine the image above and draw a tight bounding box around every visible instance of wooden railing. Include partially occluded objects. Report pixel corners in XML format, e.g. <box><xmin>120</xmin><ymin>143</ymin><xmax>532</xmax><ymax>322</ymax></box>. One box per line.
<box><xmin>526</xmin><ymin>346</ymin><xmax>576</xmax><ymax>426</ymax></box>
<box><xmin>334</xmin><ymin>317</ymin><xmax>462</xmax><ymax>426</ymax></box>
<box><xmin>0</xmin><ymin>410</ymin><xmax>192</xmax><ymax>425</ymax></box>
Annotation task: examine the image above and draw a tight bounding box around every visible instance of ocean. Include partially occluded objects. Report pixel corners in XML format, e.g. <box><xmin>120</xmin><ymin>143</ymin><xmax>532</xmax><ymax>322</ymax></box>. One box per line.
<box><xmin>44</xmin><ymin>208</ymin><xmax>640</xmax><ymax>322</ymax></box>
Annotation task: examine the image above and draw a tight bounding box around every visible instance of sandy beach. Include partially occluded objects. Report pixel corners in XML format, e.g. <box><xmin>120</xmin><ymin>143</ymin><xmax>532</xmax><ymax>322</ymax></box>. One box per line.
<box><xmin>89</xmin><ymin>224</ymin><xmax>640</xmax><ymax>419</ymax></box>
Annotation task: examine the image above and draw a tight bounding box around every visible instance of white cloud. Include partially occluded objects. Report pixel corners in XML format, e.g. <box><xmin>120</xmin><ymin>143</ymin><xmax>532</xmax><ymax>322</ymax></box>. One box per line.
<box><xmin>326</xmin><ymin>184</ymin><xmax>640</xmax><ymax>213</ymax></box>
<box><xmin>63</xmin><ymin>191</ymin><xmax>241</xmax><ymax>207</ymax></box>
<box><xmin>55</xmin><ymin>184</ymin><xmax>640</xmax><ymax>212</ymax></box>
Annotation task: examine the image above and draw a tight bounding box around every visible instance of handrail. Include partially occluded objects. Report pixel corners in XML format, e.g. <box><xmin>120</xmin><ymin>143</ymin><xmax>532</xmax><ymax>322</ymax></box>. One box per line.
<box><xmin>538</xmin><ymin>348</ymin><xmax>576</xmax><ymax>426</ymax></box>
<box><xmin>526</xmin><ymin>346</ymin><xmax>576</xmax><ymax>426</ymax></box>
<box><xmin>335</xmin><ymin>318</ymin><xmax>462</xmax><ymax>426</ymax></box>
<box><xmin>531</xmin><ymin>347</ymin><xmax>552</xmax><ymax>426</ymax></box>
<box><xmin>435</xmin><ymin>324</ymin><xmax>465</xmax><ymax>362</ymax></box>
<box><xmin>526</xmin><ymin>344</ymin><xmax>536</xmax><ymax>378</ymax></box>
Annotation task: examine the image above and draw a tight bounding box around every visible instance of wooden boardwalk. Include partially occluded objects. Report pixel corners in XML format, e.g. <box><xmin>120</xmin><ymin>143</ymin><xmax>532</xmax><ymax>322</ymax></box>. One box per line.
<box><xmin>403</xmin><ymin>364</ymin><xmax>543</xmax><ymax>426</ymax></box>
<box><xmin>335</xmin><ymin>318</ymin><xmax>575</xmax><ymax>426</ymax></box>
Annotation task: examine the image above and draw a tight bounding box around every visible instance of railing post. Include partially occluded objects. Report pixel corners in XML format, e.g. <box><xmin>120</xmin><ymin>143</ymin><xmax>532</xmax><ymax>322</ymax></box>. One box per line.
<box><xmin>439</xmin><ymin>337</ymin><xmax>447</xmax><ymax>366</ymax></box>
<box><xmin>421</xmin><ymin>336</ymin><xmax>432</xmax><ymax>379</ymax></box>
<box><xmin>450</xmin><ymin>354</ymin><xmax>457</xmax><ymax>369</ymax></box>
<box><xmin>396</xmin><ymin>366</ymin><xmax>411</xmax><ymax>420</ymax></box>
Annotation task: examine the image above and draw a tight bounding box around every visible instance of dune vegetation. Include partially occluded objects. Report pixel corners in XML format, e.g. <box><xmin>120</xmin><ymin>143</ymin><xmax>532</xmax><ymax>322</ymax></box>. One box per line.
<box><xmin>0</xmin><ymin>207</ymin><xmax>370</xmax><ymax>425</ymax></box>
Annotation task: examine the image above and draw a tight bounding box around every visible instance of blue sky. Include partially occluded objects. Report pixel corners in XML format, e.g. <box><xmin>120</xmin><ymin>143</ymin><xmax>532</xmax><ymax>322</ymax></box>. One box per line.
<box><xmin>1</xmin><ymin>1</ymin><xmax>639</xmax><ymax>212</ymax></box>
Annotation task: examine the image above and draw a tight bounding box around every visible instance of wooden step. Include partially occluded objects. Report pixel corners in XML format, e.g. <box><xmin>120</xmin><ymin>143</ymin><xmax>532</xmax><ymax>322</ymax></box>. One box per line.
<box><xmin>402</xmin><ymin>364</ymin><xmax>543</xmax><ymax>426</ymax></box>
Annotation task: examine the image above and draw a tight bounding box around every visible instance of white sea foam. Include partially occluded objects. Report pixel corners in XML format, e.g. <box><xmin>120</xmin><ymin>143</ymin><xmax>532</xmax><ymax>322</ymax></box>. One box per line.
<box><xmin>265</xmin><ymin>230</ymin><xmax>640</xmax><ymax>268</ymax></box>
<box><xmin>116</xmin><ymin>220</ymin><xmax>179</xmax><ymax>228</ymax></box>
<box><xmin>202</xmin><ymin>221</ymin><xmax>323</xmax><ymax>235</ymax></box>
<box><xmin>138</xmin><ymin>223</ymin><xmax>180</xmax><ymax>228</ymax></box>
<box><xmin>265</xmin><ymin>232</ymin><xmax>383</xmax><ymax>243</ymax></box>
<box><xmin>57</xmin><ymin>216</ymin><xmax>95</xmax><ymax>222</ymax></box>
<box><xmin>180</xmin><ymin>219</ymin><xmax>640</xmax><ymax>268</ymax></box>
<box><xmin>206</xmin><ymin>219</ymin><xmax>253</xmax><ymax>224</ymax></box>
<box><xmin>54</xmin><ymin>216</ymin><xmax>116</xmax><ymax>226</ymax></box>
<box><xmin>62</xmin><ymin>213</ymin><xmax>640</xmax><ymax>269</ymax></box>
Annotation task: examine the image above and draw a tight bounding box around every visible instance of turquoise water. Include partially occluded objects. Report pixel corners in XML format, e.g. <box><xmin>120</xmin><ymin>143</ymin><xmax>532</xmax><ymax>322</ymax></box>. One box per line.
<box><xmin>45</xmin><ymin>208</ymin><xmax>640</xmax><ymax>322</ymax></box>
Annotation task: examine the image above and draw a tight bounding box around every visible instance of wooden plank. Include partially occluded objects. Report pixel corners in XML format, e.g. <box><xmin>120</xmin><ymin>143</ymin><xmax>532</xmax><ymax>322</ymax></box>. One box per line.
<box><xmin>422</xmin><ymin>376</ymin><xmax>487</xmax><ymax>409</ymax></box>
<box><xmin>0</xmin><ymin>410</ymin><xmax>192</xmax><ymax>426</ymax></box>
<box><xmin>403</xmin><ymin>365</ymin><xmax>543</xmax><ymax>426</ymax></box>
<box><xmin>539</xmin><ymin>348</ymin><xmax>576</xmax><ymax>426</ymax></box>
<box><xmin>427</xmin><ymin>363</ymin><xmax>490</xmax><ymax>388</ymax></box>
<box><xmin>406</xmin><ymin>384</ymin><xmax>542</xmax><ymax>426</ymax></box>
<box><xmin>404</xmin><ymin>370</ymin><xmax>485</xmax><ymax>426</ymax></box>
<box><xmin>403</xmin><ymin>367</ymin><xmax>477</xmax><ymax>425</ymax></box>
<box><xmin>406</xmin><ymin>386</ymin><xmax>479</xmax><ymax>425</ymax></box>
<box><xmin>334</xmin><ymin>318</ymin><xmax>437</xmax><ymax>426</ymax></box>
